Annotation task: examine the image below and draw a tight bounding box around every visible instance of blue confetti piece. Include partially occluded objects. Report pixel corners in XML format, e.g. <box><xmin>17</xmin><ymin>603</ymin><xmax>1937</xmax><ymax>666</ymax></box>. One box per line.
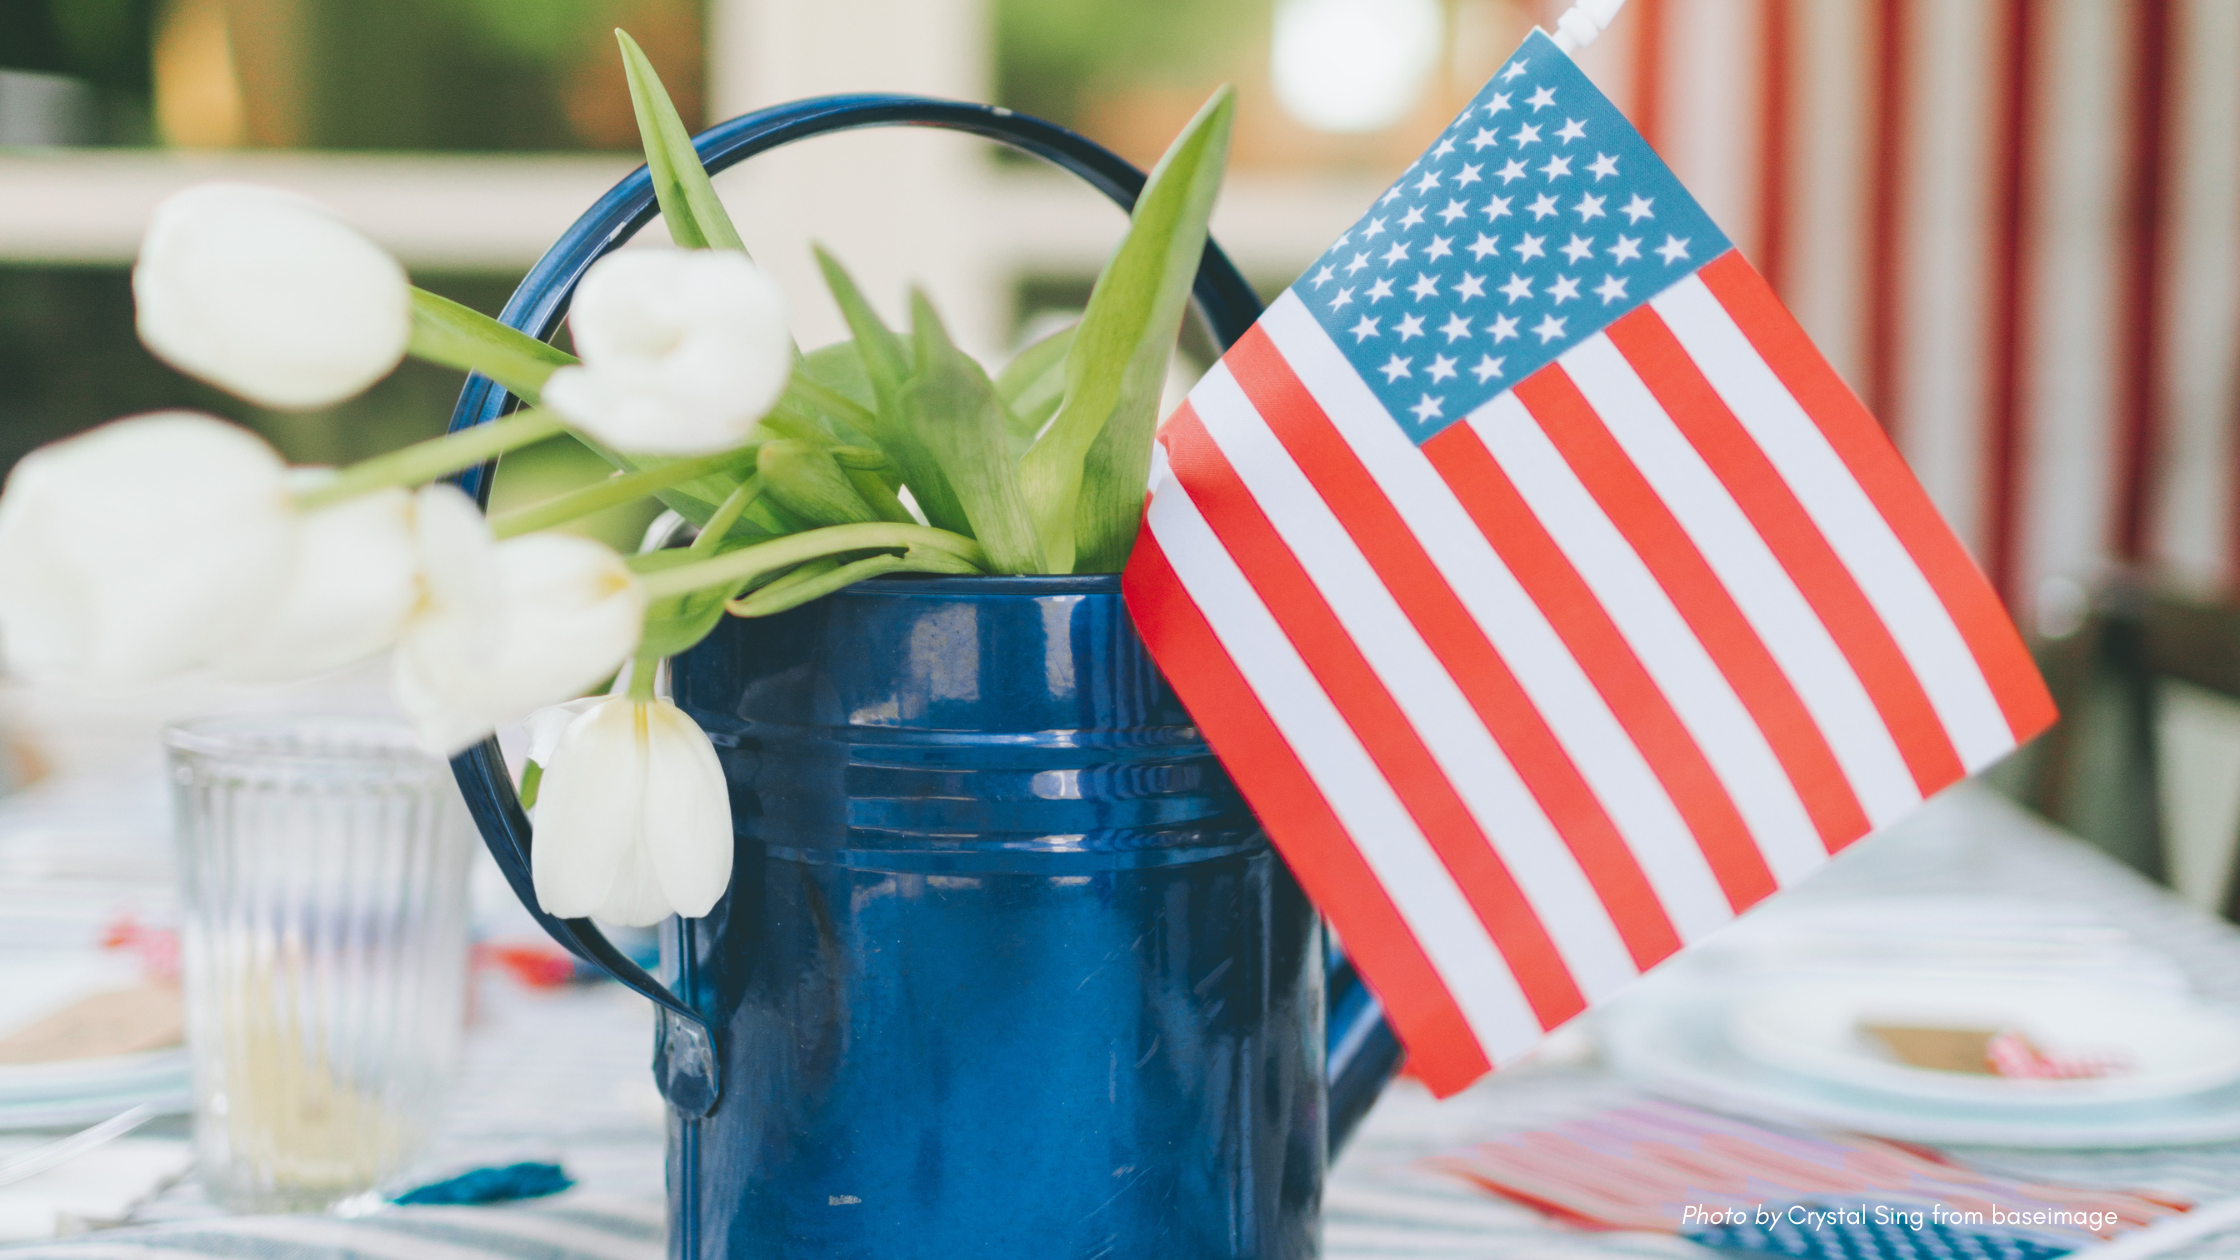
<box><xmin>393</xmin><ymin>1161</ymin><xmax>574</xmax><ymax>1206</ymax></box>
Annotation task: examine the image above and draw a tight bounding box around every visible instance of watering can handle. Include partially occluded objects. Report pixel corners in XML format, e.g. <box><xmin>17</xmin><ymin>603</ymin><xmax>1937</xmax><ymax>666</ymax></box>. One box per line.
<box><xmin>443</xmin><ymin>93</ymin><xmax>1400</xmax><ymax>1142</ymax></box>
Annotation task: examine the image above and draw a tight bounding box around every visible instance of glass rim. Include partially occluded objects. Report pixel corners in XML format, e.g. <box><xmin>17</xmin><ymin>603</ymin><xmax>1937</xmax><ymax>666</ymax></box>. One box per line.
<box><xmin>163</xmin><ymin>713</ymin><xmax>442</xmax><ymax>770</ymax></box>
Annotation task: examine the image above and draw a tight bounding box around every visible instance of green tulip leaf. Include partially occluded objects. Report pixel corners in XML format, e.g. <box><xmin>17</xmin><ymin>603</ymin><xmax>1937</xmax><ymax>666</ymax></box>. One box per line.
<box><xmin>813</xmin><ymin>245</ymin><xmax>972</xmax><ymax>534</ymax></box>
<box><xmin>758</xmin><ymin>439</ymin><xmax>881</xmax><ymax>528</ymax></box>
<box><xmin>994</xmin><ymin>321</ymin><xmax>1076</xmax><ymax>452</ymax></box>
<box><xmin>1019</xmin><ymin>86</ymin><xmax>1234</xmax><ymax>573</ymax></box>
<box><xmin>811</xmin><ymin>246</ymin><xmax>910</xmax><ymax>408</ymax></box>
<box><xmin>406</xmin><ymin>288</ymin><xmax>576</xmax><ymax>402</ymax></box>
<box><xmin>617</xmin><ymin>29</ymin><xmax>745</xmax><ymax>252</ymax></box>
<box><xmin>901</xmin><ymin>290</ymin><xmax>1045</xmax><ymax>574</ymax></box>
<box><xmin>803</xmin><ymin>340</ymin><xmax>878</xmax><ymax>412</ymax></box>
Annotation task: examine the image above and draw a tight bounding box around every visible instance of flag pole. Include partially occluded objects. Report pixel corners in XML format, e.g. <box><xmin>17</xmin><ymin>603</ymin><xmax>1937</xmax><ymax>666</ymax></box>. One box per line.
<box><xmin>1549</xmin><ymin>0</ymin><xmax>1629</xmax><ymax>53</ymax></box>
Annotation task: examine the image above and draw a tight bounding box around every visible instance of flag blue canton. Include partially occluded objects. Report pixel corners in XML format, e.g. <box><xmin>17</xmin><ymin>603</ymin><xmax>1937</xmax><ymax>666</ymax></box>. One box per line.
<box><xmin>1292</xmin><ymin>29</ymin><xmax>1730</xmax><ymax>444</ymax></box>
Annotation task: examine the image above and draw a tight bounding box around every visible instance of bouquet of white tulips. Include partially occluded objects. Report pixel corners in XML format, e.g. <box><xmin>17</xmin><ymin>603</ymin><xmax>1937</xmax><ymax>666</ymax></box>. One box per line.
<box><xmin>0</xmin><ymin>33</ymin><xmax>1235</xmax><ymax>928</ymax></box>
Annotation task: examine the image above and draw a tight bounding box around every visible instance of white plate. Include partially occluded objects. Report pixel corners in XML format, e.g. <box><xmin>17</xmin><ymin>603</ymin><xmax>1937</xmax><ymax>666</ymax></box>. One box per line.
<box><xmin>1728</xmin><ymin>976</ymin><xmax>2240</xmax><ymax>1107</ymax></box>
<box><xmin>1603</xmin><ymin>982</ymin><xmax>2240</xmax><ymax>1148</ymax></box>
<box><xmin>0</xmin><ymin>1083</ymin><xmax>192</xmax><ymax>1131</ymax></box>
<box><xmin>0</xmin><ymin>953</ymin><xmax>190</xmax><ymax>1129</ymax></box>
<box><xmin>0</xmin><ymin>1048</ymin><xmax>189</xmax><ymax>1105</ymax></box>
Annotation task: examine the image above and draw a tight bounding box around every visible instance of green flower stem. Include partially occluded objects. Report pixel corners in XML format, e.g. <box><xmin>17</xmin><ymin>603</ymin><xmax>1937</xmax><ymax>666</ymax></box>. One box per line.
<box><xmin>491</xmin><ymin>448</ymin><xmax>756</xmax><ymax>540</ymax></box>
<box><xmin>726</xmin><ymin>546</ymin><xmax>982</xmax><ymax>618</ymax></box>
<box><xmin>406</xmin><ymin>288</ymin><xmax>577</xmax><ymax>402</ymax></box>
<box><xmin>728</xmin><ymin>555</ymin><xmax>841</xmax><ymax>610</ymax></box>
<box><xmin>842</xmin><ymin>465</ymin><xmax>915</xmax><ymax>524</ymax></box>
<box><xmin>828</xmin><ymin>446</ymin><xmax>889</xmax><ymax>470</ymax></box>
<box><xmin>293</xmin><ymin>409</ymin><xmax>567</xmax><ymax>512</ymax></box>
<box><xmin>691</xmin><ymin>476</ymin><xmax>763</xmax><ymax>553</ymax></box>
<box><xmin>637</xmin><ymin>522</ymin><xmax>985</xmax><ymax>601</ymax></box>
<box><xmin>727</xmin><ymin>554</ymin><xmax>894</xmax><ymax>616</ymax></box>
<box><xmin>627</xmin><ymin>654</ymin><xmax>660</xmax><ymax>702</ymax></box>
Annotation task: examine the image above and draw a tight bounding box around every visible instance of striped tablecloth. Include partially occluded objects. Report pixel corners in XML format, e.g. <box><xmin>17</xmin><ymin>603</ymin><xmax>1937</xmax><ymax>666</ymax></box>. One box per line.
<box><xmin>8</xmin><ymin>783</ymin><xmax>2240</xmax><ymax>1259</ymax></box>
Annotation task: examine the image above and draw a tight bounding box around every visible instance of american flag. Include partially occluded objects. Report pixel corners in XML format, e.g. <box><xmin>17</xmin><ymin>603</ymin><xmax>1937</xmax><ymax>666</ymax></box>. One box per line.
<box><xmin>1121</xmin><ymin>29</ymin><xmax>2057</xmax><ymax>1095</ymax></box>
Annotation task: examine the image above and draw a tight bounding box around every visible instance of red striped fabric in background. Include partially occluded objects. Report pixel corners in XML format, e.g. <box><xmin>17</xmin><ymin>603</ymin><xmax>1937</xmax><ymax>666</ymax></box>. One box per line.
<box><xmin>1569</xmin><ymin>0</ymin><xmax>2240</xmax><ymax>618</ymax></box>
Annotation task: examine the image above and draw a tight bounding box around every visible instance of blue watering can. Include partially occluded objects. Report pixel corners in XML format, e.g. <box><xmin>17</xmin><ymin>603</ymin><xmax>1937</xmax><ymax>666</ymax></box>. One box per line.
<box><xmin>446</xmin><ymin>95</ymin><xmax>1402</xmax><ymax>1259</ymax></box>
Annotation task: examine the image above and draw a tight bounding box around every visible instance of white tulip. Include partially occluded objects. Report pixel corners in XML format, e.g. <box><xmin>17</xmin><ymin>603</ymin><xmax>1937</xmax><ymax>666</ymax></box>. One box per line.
<box><xmin>210</xmin><ymin>475</ymin><xmax>420</xmax><ymax>682</ymax></box>
<box><xmin>0</xmin><ymin>412</ymin><xmax>293</xmax><ymax>686</ymax></box>
<box><xmin>529</xmin><ymin>695</ymin><xmax>733</xmax><ymax>925</ymax></box>
<box><xmin>391</xmin><ymin>486</ymin><xmax>648</xmax><ymax>755</ymax></box>
<box><xmin>135</xmin><ymin>183</ymin><xmax>411</xmax><ymax>411</ymax></box>
<box><xmin>542</xmin><ymin>249</ymin><xmax>792</xmax><ymax>454</ymax></box>
<box><xmin>520</xmin><ymin>696</ymin><xmax>601</xmax><ymax>794</ymax></box>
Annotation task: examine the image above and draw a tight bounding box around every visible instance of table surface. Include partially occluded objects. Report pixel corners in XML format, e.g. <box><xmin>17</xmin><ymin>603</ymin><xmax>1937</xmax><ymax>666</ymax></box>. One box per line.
<box><xmin>6</xmin><ymin>781</ymin><xmax>2240</xmax><ymax>1259</ymax></box>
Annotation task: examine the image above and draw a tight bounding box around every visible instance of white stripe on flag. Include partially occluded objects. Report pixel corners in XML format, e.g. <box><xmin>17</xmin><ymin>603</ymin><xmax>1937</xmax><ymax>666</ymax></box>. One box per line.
<box><xmin>1260</xmin><ymin>295</ymin><xmax>1736</xmax><ymax>944</ymax></box>
<box><xmin>1190</xmin><ymin>364</ymin><xmax>1641</xmax><ymax>1000</ymax></box>
<box><xmin>1560</xmin><ymin>333</ymin><xmax>1922</xmax><ymax>827</ymax></box>
<box><xmin>1652</xmin><ymin>276</ymin><xmax>2018</xmax><ymax>770</ymax></box>
<box><xmin>1143</xmin><ymin>474</ymin><xmax>1543</xmax><ymax>1061</ymax></box>
<box><xmin>1469</xmin><ymin>392</ymin><xmax>1830</xmax><ymax>886</ymax></box>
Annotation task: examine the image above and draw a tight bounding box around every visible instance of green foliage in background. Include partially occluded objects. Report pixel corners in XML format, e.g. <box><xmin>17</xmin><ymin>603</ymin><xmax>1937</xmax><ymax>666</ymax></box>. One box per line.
<box><xmin>0</xmin><ymin>0</ymin><xmax>154</xmax><ymax>91</ymax></box>
<box><xmin>448</xmin><ymin>0</ymin><xmax>632</xmax><ymax>60</ymax></box>
<box><xmin>306</xmin><ymin>2</ymin><xmax>634</xmax><ymax>151</ymax></box>
<box><xmin>995</xmin><ymin>0</ymin><xmax>1263</xmax><ymax>128</ymax></box>
<box><xmin>0</xmin><ymin>0</ymin><xmax>697</xmax><ymax>152</ymax></box>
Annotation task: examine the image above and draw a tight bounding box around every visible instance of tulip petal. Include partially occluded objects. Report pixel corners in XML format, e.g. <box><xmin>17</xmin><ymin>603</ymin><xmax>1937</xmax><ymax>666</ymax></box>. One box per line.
<box><xmin>134</xmin><ymin>183</ymin><xmax>409</xmax><ymax>411</ymax></box>
<box><xmin>592</xmin><ymin>835</ymin><xmax>677</xmax><ymax>927</ymax></box>
<box><xmin>213</xmin><ymin>481</ymin><xmax>418</xmax><ymax>681</ymax></box>
<box><xmin>0</xmin><ymin>412</ymin><xmax>292</xmax><ymax>687</ymax></box>
<box><xmin>530</xmin><ymin>699</ymin><xmax>644</xmax><ymax>920</ymax></box>
<box><xmin>393</xmin><ymin>506</ymin><xmax>642</xmax><ymax>756</ymax></box>
<box><xmin>639</xmin><ymin>699</ymin><xmax>734</xmax><ymax>918</ymax></box>
<box><xmin>482</xmin><ymin>534</ymin><xmax>646</xmax><ymax>708</ymax></box>
<box><xmin>413</xmin><ymin>483</ymin><xmax>502</xmax><ymax>649</ymax></box>
<box><xmin>523</xmin><ymin>696</ymin><xmax>603</xmax><ymax>772</ymax></box>
<box><xmin>544</xmin><ymin>249</ymin><xmax>791</xmax><ymax>455</ymax></box>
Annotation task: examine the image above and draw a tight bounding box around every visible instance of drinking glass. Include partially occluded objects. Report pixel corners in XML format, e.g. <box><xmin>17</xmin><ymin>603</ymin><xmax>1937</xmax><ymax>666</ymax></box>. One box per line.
<box><xmin>166</xmin><ymin>716</ymin><xmax>474</xmax><ymax>1212</ymax></box>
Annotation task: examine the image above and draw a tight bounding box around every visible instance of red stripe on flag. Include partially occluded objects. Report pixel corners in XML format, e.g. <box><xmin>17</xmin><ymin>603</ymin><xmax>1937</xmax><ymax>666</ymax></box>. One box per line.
<box><xmin>1515</xmin><ymin>366</ymin><xmax>1872</xmax><ymax>853</ymax></box>
<box><xmin>1695</xmin><ymin>252</ymin><xmax>2057</xmax><ymax>744</ymax></box>
<box><xmin>1123</xmin><ymin>531</ymin><xmax>1492</xmax><ymax>1094</ymax></box>
<box><xmin>1225</xmin><ymin>328</ymin><xmax>1682</xmax><ymax>969</ymax></box>
<box><xmin>1419</xmin><ymin>422</ymin><xmax>1778</xmax><ymax>913</ymax></box>
<box><xmin>1162</xmin><ymin>406</ymin><xmax>1588</xmax><ymax>1030</ymax></box>
<box><xmin>1605</xmin><ymin>306</ymin><xmax>1967</xmax><ymax>795</ymax></box>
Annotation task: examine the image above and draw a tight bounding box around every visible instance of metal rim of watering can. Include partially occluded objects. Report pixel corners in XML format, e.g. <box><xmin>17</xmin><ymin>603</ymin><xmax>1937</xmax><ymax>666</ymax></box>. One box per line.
<box><xmin>438</xmin><ymin>94</ymin><xmax>1270</xmax><ymax>1116</ymax></box>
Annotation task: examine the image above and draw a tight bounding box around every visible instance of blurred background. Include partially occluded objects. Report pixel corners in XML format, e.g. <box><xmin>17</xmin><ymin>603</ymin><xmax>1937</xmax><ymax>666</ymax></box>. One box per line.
<box><xmin>6</xmin><ymin>0</ymin><xmax>2240</xmax><ymax>909</ymax></box>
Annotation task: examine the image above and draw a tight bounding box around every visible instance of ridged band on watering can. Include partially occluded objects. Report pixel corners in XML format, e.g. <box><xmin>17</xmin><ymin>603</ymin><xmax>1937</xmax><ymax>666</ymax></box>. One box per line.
<box><xmin>441</xmin><ymin>92</ymin><xmax>1399</xmax><ymax>1145</ymax></box>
